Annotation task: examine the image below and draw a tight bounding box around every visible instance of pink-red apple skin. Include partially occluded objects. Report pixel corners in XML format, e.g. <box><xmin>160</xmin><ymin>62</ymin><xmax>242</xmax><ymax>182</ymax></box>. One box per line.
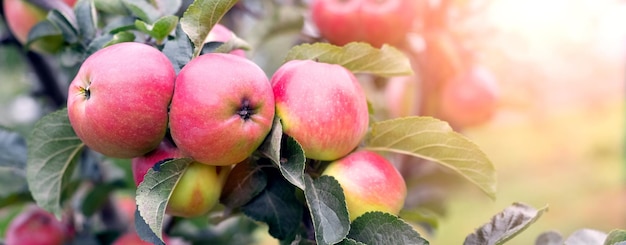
<box><xmin>67</xmin><ymin>42</ymin><xmax>176</xmax><ymax>158</ymax></box>
<box><xmin>322</xmin><ymin>150</ymin><xmax>407</xmax><ymax>221</ymax></box>
<box><xmin>311</xmin><ymin>0</ymin><xmax>418</xmax><ymax>47</ymax></box>
<box><xmin>205</xmin><ymin>24</ymin><xmax>246</xmax><ymax>57</ymax></box>
<box><xmin>384</xmin><ymin>75</ymin><xmax>420</xmax><ymax>118</ymax></box>
<box><xmin>5</xmin><ymin>206</ymin><xmax>68</xmax><ymax>245</ymax></box>
<box><xmin>132</xmin><ymin>140</ymin><xmax>229</xmax><ymax>218</ymax></box>
<box><xmin>439</xmin><ymin>65</ymin><xmax>499</xmax><ymax>128</ymax></box>
<box><xmin>271</xmin><ymin>60</ymin><xmax>369</xmax><ymax>161</ymax></box>
<box><xmin>169</xmin><ymin>53</ymin><xmax>274</xmax><ymax>166</ymax></box>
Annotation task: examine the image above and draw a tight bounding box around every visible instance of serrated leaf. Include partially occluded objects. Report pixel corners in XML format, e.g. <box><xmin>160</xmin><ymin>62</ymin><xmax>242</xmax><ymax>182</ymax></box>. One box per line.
<box><xmin>348</xmin><ymin>212</ymin><xmax>428</xmax><ymax>245</ymax></box>
<box><xmin>365</xmin><ymin>116</ymin><xmax>496</xmax><ymax>199</ymax></box>
<box><xmin>0</xmin><ymin>128</ymin><xmax>28</xmax><ymax>198</ymax></box>
<box><xmin>75</xmin><ymin>0</ymin><xmax>98</xmax><ymax>41</ymax></box>
<box><xmin>242</xmin><ymin>170</ymin><xmax>302</xmax><ymax>240</ymax></box>
<box><xmin>103</xmin><ymin>31</ymin><xmax>135</xmax><ymax>47</ymax></box>
<box><xmin>26</xmin><ymin>109</ymin><xmax>84</xmax><ymax>218</ymax></box>
<box><xmin>283</xmin><ymin>42</ymin><xmax>413</xmax><ymax>77</ymax></box>
<box><xmin>464</xmin><ymin>203</ymin><xmax>548</xmax><ymax>245</ymax></box>
<box><xmin>220</xmin><ymin>158</ymin><xmax>267</xmax><ymax>208</ymax></box>
<box><xmin>122</xmin><ymin>0</ymin><xmax>160</xmax><ymax>23</ymax></box>
<box><xmin>180</xmin><ymin>0</ymin><xmax>238</xmax><ymax>57</ymax></box>
<box><xmin>565</xmin><ymin>229</ymin><xmax>608</xmax><ymax>245</ymax></box>
<box><xmin>136</xmin><ymin>158</ymin><xmax>192</xmax><ymax>243</ymax></box>
<box><xmin>304</xmin><ymin>175</ymin><xmax>350</xmax><ymax>245</ymax></box>
<box><xmin>135</xmin><ymin>15</ymin><xmax>178</xmax><ymax>44</ymax></box>
<box><xmin>535</xmin><ymin>231</ymin><xmax>563</xmax><ymax>245</ymax></box>
<box><xmin>47</xmin><ymin>9</ymin><xmax>79</xmax><ymax>43</ymax></box>
<box><xmin>258</xmin><ymin>119</ymin><xmax>306</xmax><ymax>190</ymax></box>
<box><xmin>162</xmin><ymin>24</ymin><xmax>193</xmax><ymax>73</ymax></box>
<box><xmin>134</xmin><ymin>209</ymin><xmax>165</xmax><ymax>245</ymax></box>
<box><xmin>605</xmin><ymin>230</ymin><xmax>626</xmax><ymax>245</ymax></box>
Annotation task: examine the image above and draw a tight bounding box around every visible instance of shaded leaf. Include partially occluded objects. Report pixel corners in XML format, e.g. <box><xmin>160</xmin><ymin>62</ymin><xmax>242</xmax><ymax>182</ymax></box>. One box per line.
<box><xmin>75</xmin><ymin>0</ymin><xmax>98</xmax><ymax>41</ymax></box>
<box><xmin>258</xmin><ymin>118</ymin><xmax>282</xmax><ymax>166</ymax></box>
<box><xmin>122</xmin><ymin>0</ymin><xmax>160</xmax><ymax>23</ymax></box>
<box><xmin>47</xmin><ymin>9</ymin><xmax>79</xmax><ymax>43</ymax></box>
<box><xmin>242</xmin><ymin>170</ymin><xmax>302</xmax><ymax>240</ymax></box>
<box><xmin>304</xmin><ymin>175</ymin><xmax>350</xmax><ymax>245</ymax></box>
<box><xmin>399</xmin><ymin>208</ymin><xmax>440</xmax><ymax>232</ymax></box>
<box><xmin>135</xmin><ymin>209</ymin><xmax>165</xmax><ymax>245</ymax></box>
<box><xmin>0</xmin><ymin>128</ymin><xmax>28</xmax><ymax>197</ymax></box>
<box><xmin>162</xmin><ymin>24</ymin><xmax>193</xmax><ymax>73</ymax></box>
<box><xmin>258</xmin><ymin>119</ymin><xmax>305</xmax><ymax>190</ymax></box>
<box><xmin>220</xmin><ymin>158</ymin><xmax>267</xmax><ymax>208</ymax></box>
<box><xmin>180</xmin><ymin>0</ymin><xmax>238</xmax><ymax>57</ymax></box>
<box><xmin>136</xmin><ymin>158</ymin><xmax>192</xmax><ymax>243</ymax></box>
<box><xmin>605</xmin><ymin>229</ymin><xmax>626</xmax><ymax>245</ymax></box>
<box><xmin>348</xmin><ymin>212</ymin><xmax>428</xmax><ymax>245</ymax></box>
<box><xmin>80</xmin><ymin>180</ymin><xmax>126</xmax><ymax>217</ymax></box>
<box><xmin>103</xmin><ymin>31</ymin><xmax>135</xmax><ymax>47</ymax></box>
<box><xmin>26</xmin><ymin>109</ymin><xmax>84</xmax><ymax>218</ymax></box>
<box><xmin>154</xmin><ymin>0</ymin><xmax>182</xmax><ymax>16</ymax></box>
<box><xmin>26</xmin><ymin>21</ymin><xmax>62</xmax><ymax>48</ymax></box>
<box><xmin>337</xmin><ymin>238</ymin><xmax>367</xmax><ymax>245</ymax></box>
<box><xmin>535</xmin><ymin>231</ymin><xmax>563</xmax><ymax>245</ymax></box>
<box><xmin>365</xmin><ymin>117</ymin><xmax>496</xmax><ymax>199</ymax></box>
<box><xmin>464</xmin><ymin>203</ymin><xmax>548</xmax><ymax>245</ymax></box>
<box><xmin>283</xmin><ymin>42</ymin><xmax>413</xmax><ymax>77</ymax></box>
<box><xmin>564</xmin><ymin>229</ymin><xmax>607</xmax><ymax>245</ymax></box>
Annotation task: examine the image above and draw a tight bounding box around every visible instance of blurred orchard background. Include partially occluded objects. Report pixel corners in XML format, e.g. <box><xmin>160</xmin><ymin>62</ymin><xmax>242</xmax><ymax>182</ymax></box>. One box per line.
<box><xmin>0</xmin><ymin>0</ymin><xmax>625</xmax><ymax>244</ymax></box>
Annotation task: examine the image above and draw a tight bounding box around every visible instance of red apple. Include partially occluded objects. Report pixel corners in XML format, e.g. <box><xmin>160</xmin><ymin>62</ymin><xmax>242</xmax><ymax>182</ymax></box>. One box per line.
<box><xmin>438</xmin><ymin>65</ymin><xmax>499</xmax><ymax>128</ymax></box>
<box><xmin>169</xmin><ymin>53</ymin><xmax>274</xmax><ymax>166</ymax></box>
<box><xmin>271</xmin><ymin>60</ymin><xmax>369</xmax><ymax>161</ymax></box>
<box><xmin>311</xmin><ymin>0</ymin><xmax>418</xmax><ymax>47</ymax></box>
<box><xmin>384</xmin><ymin>75</ymin><xmax>421</xmax><ymax>118</ymax></box>
<box><xmin>204</xmin><ymin>23</ymin><xmax>246</xmax><ymax>57</ymax></box>
<box><xmin>67</xmin><ymin>42</ymin><xmax>176</xmax><ymax>158</ymax></box>
<box><xmin>2</xmin><ymin>0</ymin><xmax>74</xmax><ymax>53</ymax></box>
<box><xmin>5</xmin><ymin>205</ymin><xmax>68</xmax><ymax>245</ymax></box>
<box><xmin>322</xmin><ymin>150</ymin><xmax>406</xmax><ymax>221</ymax></box>
<box><xmin>132</xmin><ymin>140</ymin><xmax>230</xmax><ymax>217</ymax></box>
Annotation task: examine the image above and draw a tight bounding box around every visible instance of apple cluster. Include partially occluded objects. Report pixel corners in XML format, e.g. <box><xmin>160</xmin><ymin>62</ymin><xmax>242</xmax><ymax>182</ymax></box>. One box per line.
<box><xmin>66</xmin><ymin>29</ymin><xmax>407</xmax><ymax>221</ymax></box>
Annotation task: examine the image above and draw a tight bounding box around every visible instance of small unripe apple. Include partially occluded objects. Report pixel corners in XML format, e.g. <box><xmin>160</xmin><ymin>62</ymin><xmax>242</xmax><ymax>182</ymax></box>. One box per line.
<box><xmin>438</xmin><ymin>65</ymin><xmax>499</xmax><ymax>128</ymax></box>
<box><xmin>311</xmin><ymin>0</ymin><xmax>418</xmax><ymax>47</ymax></box>
<box><xmin>67</xmin><ymin>42</ymin><xmax>176</xmax><ymax>158</ymax></box>
<box><xmin>132</xmin><ymin>140</ymin><xmax>229</xmax><ymax>218</ymax></box>
<box><xmin>169</xmin><ymin>53</ymin><xmax>274</xmax><ymax>166</ymax></box>
<box><xmin>5</xmin><ymin>205</ymin><xmax>68</xmax><ymax>245</ymax></box>
<box><xmin>205</xmin><ymin>23</ymin><xmax>246</xmax><ymax>57</ymax></box>
<box><xmin>271</xmin><ymin>60</ymin><xmax>369</xmax><ymax>161</ymax></box>
<box><xmin>2</xmin><ymin>0</ymin><xmax>74</xmax><ymax>53</ymax></box>
<box><xmin>322</xmin><ymin>150</ymin><xmax>407</xmax><ymax>221</ymax></box>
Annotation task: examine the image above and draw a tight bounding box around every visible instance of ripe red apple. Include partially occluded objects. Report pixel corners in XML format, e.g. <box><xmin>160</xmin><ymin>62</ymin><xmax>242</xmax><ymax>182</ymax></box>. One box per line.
<box><xmin>438</xmin><ymin>65</ymin><xmax>500</xmax><ymax>128</ymax></box>
<box><xmin>271</xmin><ymin>60</ymin><xmax>369</xmax><ymax>161</ymax></box>
<box><xmin>384</xmin><ymin>75</ymin><xmax>421</xmax><ymax>118</ymax></box>
<box><xmin>322</xmin><ymin>150</ymin><xmax>406</xmax><ymax>221</ymax></box>
<box><xmin>311</xmin><ymin>0</ymin><xmax>418</xmax><ymax>47</ymax></box>
<box><xmin>5</xmin><ymin>205</ymin><xmax>68</xmax><ymax>245</ymax></box>
<box><xmin>2</xmin><ymin>0</ymin><xmax>74</xmax><ymax>53</ymax></box>
<box><xmin>132</xmin><ymin>140</ymin><xmax>230</xmax><ymax>217</ymax></box>
<box><xmin>67</xmin><ymin>42</ymin><xmax>176</xmax><ymax>158</ymax></box>
<box><xmin>169</xmin><ymin>53</ymin><xmax>274</xmax><ymax>166</ymax></box>
<box><xmin>205</xmin><ymin>23</ymin><xmax>246</xmax><ymax>57</ymax></box>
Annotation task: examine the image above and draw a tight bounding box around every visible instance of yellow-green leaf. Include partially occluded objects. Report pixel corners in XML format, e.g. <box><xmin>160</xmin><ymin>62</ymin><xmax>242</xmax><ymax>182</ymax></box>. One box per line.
<box><xmin>365</xmin><ymin>116</ymin><xmax>496</xmax><ymax>199</ymax></box>
<box><xmin>180</xmin><ymin>0</ymin><xmax>238</xmax><ymax>57</ymax></box>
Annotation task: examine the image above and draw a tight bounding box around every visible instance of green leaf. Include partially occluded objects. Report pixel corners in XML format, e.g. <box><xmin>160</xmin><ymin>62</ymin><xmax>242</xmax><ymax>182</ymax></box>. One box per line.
<box><xmin>605</xmin><ymin>230</ymin><xmax>626</xmax><ymax>245</ymax></box>
<box><xmin>348</xmin><ymin>212</ymin><xmax>428</xmax><ymax>245</ymax></box>
<box><xmin>135</xmin><ymin>209</ymin><xmax>165</xmax><ymax>245</ymax></box>
<box><xmin>303</xmin><ymin>175</ymin><xmax>350</xmax><ymax>245</ymax></box>
<box><xmin>26</xmin><ymin>21</ymin><xmax>62</xmax><ymax>48</ymax></box>
<box><xmin>135</xmin><ymin>15</ymin><xmax>178</xmax><ymax>44</ymax></box>
<box><xmin>283</xmin><ymin>42</ymin><xmax>413</xmax><ymax>77</ymax></box>
<box><xmin>162</xmin><ymin>24</ymin><xmax>193</xmax><ymax>73</ymax></box>
<box><xmin>399</xmin><ymin>208</ymin><xmax>440</xmax><ymax>231</ymax></box>
<box><xmin>75</xmin><ymin>0</ymin><xmax>98</xmax><ymax>41</ymax></box>
<box><xmin>103</xmin><ymin>31</ymin><xmax>136</xmax><ymax>47</ymax></box>
<box><xmin>220</xmin><ymin>158</ymin><xmax>267</xmax><ymax>209</ymax></box>
<box><xmin>122</xmin><ymin>0</ymin><xmax>160</xmax><ymax>23</ymax></box>
<box><xmin>94</xmin><ymin>0</ymin><xmax>129</xmax><ymax>14</ymax></box>
<box><xmin>180</xmin><ymin>0</ymin><xmax>238</xmax><ymax>57</ymax></box>
<box><xmin>47</xmin><ymin>9</ymin><xmax>79</xmax><ymax>43</ymax></box>
<box><xmin>242</xmin><ymin>170</ymin><xmax>302</xmax><ymax>240</ymax></box>
<box><xmin>80</xmin><ymin>180</ymin><xmax>126</xmax><ymax>217</ymax></box>
<box><xmin>136</xmin><ymin>158</ymin><xmax>192</xmax><ymax>243</ymax></box>
<box><xmin>0</xmin><ymin>128</ymin><xmax>28</xmax><ymax>201</ymax></box>
<box><xmin>26</xmin><ymin>109</ymin><xmax>84</xmax><ymax>218</ymax></box>
<box><xmin>463</xmin><ymin>203</ymin><xmax>548</xmax><ymax>245</ymax></box>
<box><xmin>258</xmin><ymin>119</ymin><xmax>306</xmax><ymax>190</ymax></box>
<box><xmin>365</xmin><ymin>116</ymin><xmax>497</xmax><ymax>199</ymax></box>
<box><xmin>337</xmin><ymin>238</ymin><xmax>367</xmax><ymax>245</ymax></box>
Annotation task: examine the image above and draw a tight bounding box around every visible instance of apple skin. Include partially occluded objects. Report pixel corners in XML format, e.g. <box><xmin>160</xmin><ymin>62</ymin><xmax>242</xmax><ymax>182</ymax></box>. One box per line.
<box><xmin>205</xmin><ymin>23</ymin><xmax>246</xmax><ymax>57</ymax></box>
<box><xmin>438</xmin><ymin>65</ymin><xmax>500</xmax><ymax>128</ymax></box>
<box><xmin>5</xmin><ymin>205</ymin><xmax>68</xmax><ymax>245</ymax></box>
<box><xmin>311</xmin><ymin>0</ymin><xmax>418</xmax><ymax>47</ymax></box>
<box><xmin>322</xmin><ymin>150</ymin><xmax>407</xmax><ymax>221</ymax></box>
<box><xmin>132</xmin><ymin>140</ymin><xmax>230</xmax><ymax>218</ymax></box>
<box><xmin>67</xmin><ymin>42</ymin><xmax>176</xmax><ymax>158</ymax></box>
<box><xmin>169</xmin><ymin>53</ymin><xmax>274</xmax><ymax>166</ymax></box>
<box><xmin>271</xmin><ymin>60</ymin><xmax>369</xmax><ymax>161</ymax></box>
<box><xmin>384</xmin><ymin>75</ymin><xmax>420</xmax><ymax>118</ymax></box>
